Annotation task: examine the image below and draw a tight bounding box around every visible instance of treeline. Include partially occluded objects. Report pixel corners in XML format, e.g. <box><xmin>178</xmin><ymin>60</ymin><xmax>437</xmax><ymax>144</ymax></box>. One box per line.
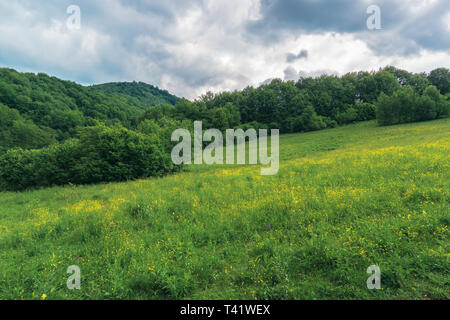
<box><xmin>0</xmin><ymin>66</ymin><xmax>449</xmax><ymax>191</ymax></box>
<box><xmin>137</xmin><ymin>67</ymin><xmax>450</xmax><ymax>134</ymax></box>
<box><xmin>377</xmin><ymin>85</ymin><xmax>448</xmax><ymax>125</ymax></box>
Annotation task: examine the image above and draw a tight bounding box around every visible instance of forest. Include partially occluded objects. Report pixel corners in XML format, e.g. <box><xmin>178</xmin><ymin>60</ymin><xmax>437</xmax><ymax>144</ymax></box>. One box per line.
<box><xmin>0</xmin><ymin>67</ymin><xmax>179</xmax><ymax>153</ymax></box>
<box><xmin>0</xmin><ymin>66</ymin><xmax>449</xmax><ymax>191</ymax></box>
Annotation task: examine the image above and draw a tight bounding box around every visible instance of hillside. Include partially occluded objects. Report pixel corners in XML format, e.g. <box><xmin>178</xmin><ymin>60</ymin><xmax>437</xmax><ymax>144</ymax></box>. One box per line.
<box><xmin>92</xmin><ymin>82</ymin><xmax>180</xmax><ymax>107</ymax></box>
<box><xmin>0</xmin><ymin>68</ymin><xmax>180</xmax><ymax>152</ymax></box>
<box><xmin>0</xmin><ymin>118</ymin><xmax>448</xmax><ymax>300</ymax></box>
<box><xmin>1</xmin><ymin>66</ymin><xmax>449</xmax><ymax>192</ymax></box>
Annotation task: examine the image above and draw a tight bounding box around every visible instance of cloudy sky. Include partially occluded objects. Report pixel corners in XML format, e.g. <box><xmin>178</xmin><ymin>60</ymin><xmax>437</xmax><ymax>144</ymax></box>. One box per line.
<box><xmin>0</xmin><ymin>0</ymin><xmax>449</xmax><ymax>99</ymax></box>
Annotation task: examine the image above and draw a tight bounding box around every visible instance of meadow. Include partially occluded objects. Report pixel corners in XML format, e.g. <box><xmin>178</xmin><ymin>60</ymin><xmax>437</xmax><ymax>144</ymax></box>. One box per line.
<box><xmin>0</xmin><ymin>119</ymin><xmax>448</xmax><ymax>300</ymax></box>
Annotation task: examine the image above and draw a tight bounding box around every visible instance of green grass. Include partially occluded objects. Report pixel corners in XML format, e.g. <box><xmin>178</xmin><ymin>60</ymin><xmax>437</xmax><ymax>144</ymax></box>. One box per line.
<box><xmin>0</xmin><ymin>119</ymin><xmax>449</xmax><ymax>300</ymax></box>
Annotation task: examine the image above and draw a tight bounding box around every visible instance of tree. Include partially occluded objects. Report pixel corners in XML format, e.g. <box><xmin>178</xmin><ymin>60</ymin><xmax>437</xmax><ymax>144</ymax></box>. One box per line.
<box><xmin>376</xmin><ymin>92</ymin><xmax>399</xmax><ymax>126</ymax></box>
<box><xmin>0</xmin><ymin>104</ymin><xmax>56</xmax><ymax>154</ymax></box>
<box><xmin>407</xmin><ymin>74</ymin><xmax>431</xmax><ymax>95</ymax></box>
<box><xmin>298</xmin><ymin>105</ymin><xmax>326</xmax><ymax>131</ymax></box>
<box><xmin>376</xmin><ymin>85</ymin><xmax>446</xmax><ymax>126</ymax></box>
<box><xmin>423</xmin><ymin>85</ymin><xmax>448</xmax><ymax>118</ymax></box>
<box><xmin>395</xmin><ymin>86</ymin><xmax>417</xmax><ymax>123</ymax></box>
<box><xmin>382</xmin><ymin>66</ymin><xmax>411</xmax><ymax>86</ymax></box>
<box><xmin>374</xmin><ymin>71</ymin><xmax>400</xmax><ymax>96</ymax></box>
<box><xmin>413</xmin><ymin>95</ymin><xmax>436</xmax><ymax>121</ymax></box>
<box><xmin>207</xmin><ymin>107</ymin><xmax>230</xmax><ymax>131</ymax></box>
<box><xmin>356</xmin><ymin>72</ymin><xmax>378</xmax><ymax>103</ymax></box>
<box><xmin>428</xmin><ymin>68</ymin><xmax>450</xmax><ymax>95</ymax></box>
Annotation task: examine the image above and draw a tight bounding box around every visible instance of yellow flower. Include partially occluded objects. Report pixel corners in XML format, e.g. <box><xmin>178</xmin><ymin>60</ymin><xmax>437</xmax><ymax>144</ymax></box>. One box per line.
<box><xmin>41</xmin><ymin>294</ymin><xmax>47</xmax><ymax>300</ymax></box>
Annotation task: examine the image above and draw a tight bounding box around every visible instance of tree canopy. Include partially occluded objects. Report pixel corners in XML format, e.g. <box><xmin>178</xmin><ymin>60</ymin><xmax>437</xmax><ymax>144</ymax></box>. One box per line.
<box><xmin>0</xmin><ymin>66</ymin><xmax>448</xmax><ymax>191</ymax></box>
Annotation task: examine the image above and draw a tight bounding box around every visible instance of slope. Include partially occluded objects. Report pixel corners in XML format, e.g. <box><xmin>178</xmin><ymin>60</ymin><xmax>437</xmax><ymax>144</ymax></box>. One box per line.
<box><xmin>0</xmin><ymin>118</ymin><xmax>448</xmax><ymax>299</ymax></box>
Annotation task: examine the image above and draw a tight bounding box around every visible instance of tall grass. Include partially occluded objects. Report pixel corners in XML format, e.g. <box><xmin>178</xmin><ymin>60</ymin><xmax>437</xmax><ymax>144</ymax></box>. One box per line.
<box><xmin>0</xmin><ymin>119</ymin><xmax>448</xmax><ymax>299</ymax></box>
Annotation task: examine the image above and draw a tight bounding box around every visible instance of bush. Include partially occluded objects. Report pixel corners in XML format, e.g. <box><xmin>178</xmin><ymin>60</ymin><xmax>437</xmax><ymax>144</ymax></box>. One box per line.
<box><xmin>413</xmin><ymin>95</ymin><xmax>436</xmax><ymax>122</ymax></box>
<box><xmin>354</xmin><ymin>102</ymin><xmax>376</xmax><ymax>121</ymax></box>
<box><xmin>236</xmin><ymin>121</ymin><xmax>269</xmax><ymax>131</ymax></box>
<box><xmin>298</xmin><ymin>105</ymin><xmax>327</xmax><ymax>132</ymax></box>
<box><xmin>336</xmin><ymin>107</ymin><xmax>358</xmax><ymax>124</ymax></box>
<box><xmin>0</xmin><ymin>125</ymin><xmax>178</xmax><ymax>191</ymax></box>
<box><xmin>376</xmin><ymin>85</ymin><xmax>447</xmax><ymax>126</ymax></box>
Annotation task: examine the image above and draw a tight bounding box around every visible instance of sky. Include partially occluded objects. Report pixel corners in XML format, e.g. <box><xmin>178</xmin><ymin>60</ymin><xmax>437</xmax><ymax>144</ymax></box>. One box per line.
<box><xmin>0</xmin><ymin>0</ymin><xmax>449</xmax><ymax>99</ymax></box>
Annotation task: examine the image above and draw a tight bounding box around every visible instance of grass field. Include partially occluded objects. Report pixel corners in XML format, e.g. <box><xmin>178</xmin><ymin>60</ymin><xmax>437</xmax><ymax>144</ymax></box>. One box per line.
<box><xmin>0</xmin><ymin>119</ymin><xmax>449</xmax><ymax>300</ymax></box>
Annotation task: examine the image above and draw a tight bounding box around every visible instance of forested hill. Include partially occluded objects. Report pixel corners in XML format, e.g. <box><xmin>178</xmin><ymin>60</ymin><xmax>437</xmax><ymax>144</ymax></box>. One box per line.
<box><xmin>0</xmin><ymin>68</ymin><xmax>179</xmax><ymax>153</ymax></box>
<box><xmin>92</xmin><ymin>82</ymin><xmax>180</xmax><ymax>107</ymax></box>
<box><xmin>0</xmin><ymin>65</ymin><xmax>449</xmax><ymax>191</ymax></box>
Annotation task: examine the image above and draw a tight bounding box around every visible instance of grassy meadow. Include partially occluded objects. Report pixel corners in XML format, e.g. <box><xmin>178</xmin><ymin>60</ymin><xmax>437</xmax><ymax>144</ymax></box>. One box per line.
<box><xmin>0</xmin><ymin>119</ymin><xmax>449</xmax><ymax>300</ymax></box>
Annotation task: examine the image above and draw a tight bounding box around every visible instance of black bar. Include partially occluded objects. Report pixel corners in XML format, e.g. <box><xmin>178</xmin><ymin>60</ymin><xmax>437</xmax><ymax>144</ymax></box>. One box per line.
<box><xmin>1</xmin><ymin>300</ymin><xmax>447</xmax><ymax>318</ymax></box>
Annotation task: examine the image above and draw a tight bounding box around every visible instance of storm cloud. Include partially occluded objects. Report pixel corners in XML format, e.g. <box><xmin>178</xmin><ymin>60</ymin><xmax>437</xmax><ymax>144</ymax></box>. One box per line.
<box><xmin>247</xmin><ymin>0</ymin><xmax>450</xmax><ymax>55</ymax></box>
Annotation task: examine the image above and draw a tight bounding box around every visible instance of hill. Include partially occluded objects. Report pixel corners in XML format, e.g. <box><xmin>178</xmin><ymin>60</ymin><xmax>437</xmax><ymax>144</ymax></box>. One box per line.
<box><xmin>92</xmin><ymin>82</ymin><xmax>180</xmax><ymax>107</ymax></box>
<box><xmin>0</xmin><ymin>118</ymin><xmax>448</xmax><ymax>299</ymax></box>
<box><xmin>0</xmin><ymin>68</ymin><xmax>180</xmax><ymax>152</ymax></box>
<box><xmin>1</xmin><ymin>66</ymin><xmax>448</xmax><ymax>190</ymax></box>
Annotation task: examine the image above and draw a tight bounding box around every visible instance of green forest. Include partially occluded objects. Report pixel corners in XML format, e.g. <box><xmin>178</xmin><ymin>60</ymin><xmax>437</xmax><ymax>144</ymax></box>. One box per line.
<box><xmin>0</xmin><ymin>68</ymin><xmax>179</xmax><ymax>152</ymax></box>
<box><xmin>0</xmin><ymin>66</ymin><xmax>449</xmax><ymax>191</ymax></box>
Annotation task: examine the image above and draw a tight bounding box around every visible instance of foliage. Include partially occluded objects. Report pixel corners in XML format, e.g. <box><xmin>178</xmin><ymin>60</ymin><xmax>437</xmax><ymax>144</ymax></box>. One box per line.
<box><xmin>0</xmin><ymin>68</ymin><xmax>180</xmax><ymax>148</ymax></box>
<box><xmin>1</xmin><ymin>66</ymin><xmax>449</xmax><ymax>188</ymax></box>
<box><xmin>428</xmin><ymin>68</ymin><xmax>450</xmax><ymax>95</ymax></box>
<box><xmin>0</xmin><ymin>125</ymin><xmax>178</xmax><ymax>191</ymax></box>
<box><xmin>0</xmin><ymin>104</ymin><xmax>56</xmax><ymax>154</ymax></box>
<box><xmin>140</xmin><ymin>67</ymin><xmax>447</xmax><ymax>134</ymax></box>
<box><xmin>376</xmin><ymin>85</ymin><xmax>449</xmax><ymax>125</ymax></box>
<box><xmin>92</xmin><ymin>81</ymin><xmax>180</xmax><ymax>106</ymax></box>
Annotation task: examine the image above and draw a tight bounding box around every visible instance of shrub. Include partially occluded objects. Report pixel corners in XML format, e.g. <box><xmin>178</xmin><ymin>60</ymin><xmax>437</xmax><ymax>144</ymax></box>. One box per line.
<box><xmin>336</xmin><ymin>107</ymin><xmax>358</xmax><ymax>124</ymax></box>
<box><xmin>0</xmin><ymin>125</ymin><xmax>178</xmax><ymax>191</ymax></box>
<box><xmin>376</xmin><ymin>85</ymin><xmax>447</xmax><ymax>126</ymax></box>
<box><xmin>298</xmin><ymin>105</ymin><xmax>327</xmax><ymax>132</ymax></box>
<box><xmin>354</xmin><ymin>102</ymin><xmax>376</xmax><ymax>121</ymax></box>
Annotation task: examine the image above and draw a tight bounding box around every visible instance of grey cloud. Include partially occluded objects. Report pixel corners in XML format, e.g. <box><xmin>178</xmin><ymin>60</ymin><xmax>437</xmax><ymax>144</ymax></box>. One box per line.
<box><xmin>247</xmin><ymin>0</ymin><xmax>450</xmax><ymax>55</ymax></box>
<box><xmin>283</xmin><ymin>66</ymin><xmax>298</xmax><ymax>80</ymax></box>
<box><xmin>283</xmin><ymin>68</ymin><xmax>339</xmax><ymax>82</ymax></box>
<box><xmin>298</xmin><ymin>69</ymin><xmax>339</xmax><ymax>78</ymax></box>
<box><xmin>249</xmin><ymin>0</ymin><xmax>367</xmax><ymax>34</ymax></box>
<box><xmin>286</xmin><ymin>49</ymin><xmax>308</xmax><ymax>63</ymax></box>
